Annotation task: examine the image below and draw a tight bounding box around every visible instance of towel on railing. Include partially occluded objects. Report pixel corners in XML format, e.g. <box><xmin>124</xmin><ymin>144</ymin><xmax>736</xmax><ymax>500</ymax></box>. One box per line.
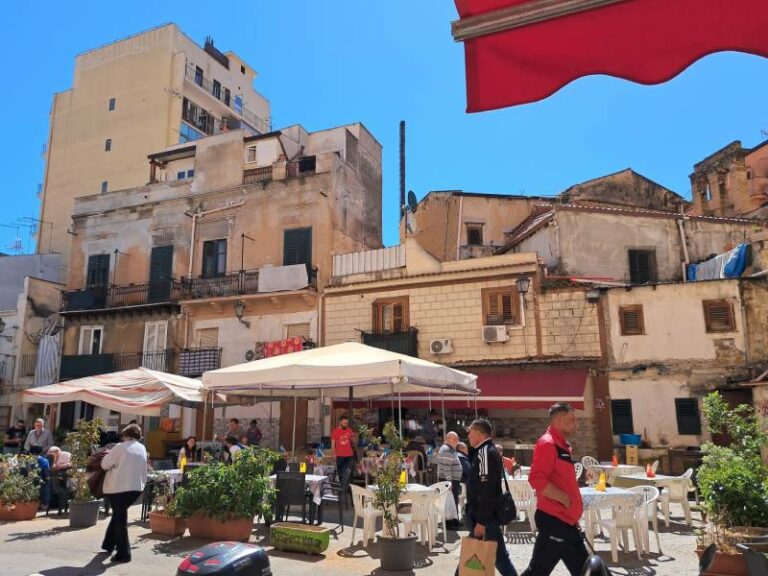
<box><xmin>258</xmin><ymin>264</ymin><xmax>308</xmax><ymax>293</ymax></box>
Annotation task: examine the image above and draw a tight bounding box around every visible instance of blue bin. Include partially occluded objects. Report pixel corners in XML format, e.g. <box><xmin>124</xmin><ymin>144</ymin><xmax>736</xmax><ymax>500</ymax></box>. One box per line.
<box><xmin>619</xmin><ymin>433</ymin><xmax>641</xmax><ymax>446</ymax></box>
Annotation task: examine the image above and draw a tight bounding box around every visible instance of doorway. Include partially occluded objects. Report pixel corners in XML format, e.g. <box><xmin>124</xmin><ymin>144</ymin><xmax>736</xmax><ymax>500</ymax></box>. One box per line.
<box><xmin>279</xmin><ymin>399</ymin><xmax>308</xmax><ymax>451</ymax></box>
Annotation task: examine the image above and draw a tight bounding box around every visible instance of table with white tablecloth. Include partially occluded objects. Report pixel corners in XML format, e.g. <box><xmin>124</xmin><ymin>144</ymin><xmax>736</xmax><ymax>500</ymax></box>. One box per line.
<box><xmin>270</xmin><ymin>473</ymin><xmax>328</xmax><ymax>505</ymax></box>
<box><xmin>148</xmin><ymin>468</ymin><xmax>184</xmax><ymax>486</ymax></box>
<box><xmin>369</xmin><ymin>483</ymin><xmax>459</xmax><ymax>520</ymax></box>
<box><xmin>585</xmin><ymin>464</ymin><xmax>644</xmax><ymax>485</ymax></box>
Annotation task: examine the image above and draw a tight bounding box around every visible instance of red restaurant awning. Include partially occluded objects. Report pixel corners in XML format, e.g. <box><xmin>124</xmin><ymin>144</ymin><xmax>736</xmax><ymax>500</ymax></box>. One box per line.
<box><xmin>453</xmin><ymin>0</ymin><xmax>768</xmax><ymax>111</ymax></box>
<box><xmin>344</xmin><ymin>368</ymin><xmax>588</xmax><ymax>410</ymax></box>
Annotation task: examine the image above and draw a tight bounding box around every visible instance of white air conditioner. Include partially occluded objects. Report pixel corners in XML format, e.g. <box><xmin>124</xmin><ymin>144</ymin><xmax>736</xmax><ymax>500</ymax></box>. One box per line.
<box><xmin>429</xmin><ymin>338</ymin><xmax>453</xmax><ymax>355</ymax></box>
<box><xmin>483</xmin><ymin>325</ymin><xmax>509</xmax><ymax>343</ymax></box>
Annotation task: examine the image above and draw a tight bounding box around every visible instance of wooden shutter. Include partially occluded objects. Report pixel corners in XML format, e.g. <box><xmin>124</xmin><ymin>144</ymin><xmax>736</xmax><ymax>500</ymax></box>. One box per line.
<box><xmin>619</xmin><ymin>305</ymin><xmax>644</xmax><ymax>336</ymax></box>
<box><xmin>675</xmin><ymin>398</ymin><xmax>702</xmax><ymax>435</ymax></box>
<box><xmin>86</xmin><ymin>254</ymin><xmax>110</xmax><ymax>288</ymax></box>
<box><xmin>703</xmin><ymin>299</ymin><xmax>735</xmax><ymax>332</ymax></box>
<box><xmin>196</xmin><ymin>328</ymin><xmax>219</xmax><ymax>349</ymax></box>
<box><xmin>149</xmin><ymin>245</ymin><xmax>173</xmax><ymax>302</ymax></box>
<box><xmin>611</xmin><ymin>399</ymin><xmax>634</xmax><ymax>434</ymax></box>
<box><xmin>283</xmin><ymin>228</ymin><xmax>312</xmax><ymax>268</ymax></box>
<box><xmin>483</xmin><ymin>288</ymin><xmax>516</xmax><ymax>325</ymax></box>
<box><xmin>286</xmin><ymin>323</ymin><xmax>311</xmax><ymax>339</ymax></box>
<box><xmin>372</xmin><ymin>298</ymin><xmax>409</xmax><ymax>333</ymax></box>
<box><xmin>628</xmin><ymin>249</ymin><xmax>656</xmax><ymax>284</ymax></box>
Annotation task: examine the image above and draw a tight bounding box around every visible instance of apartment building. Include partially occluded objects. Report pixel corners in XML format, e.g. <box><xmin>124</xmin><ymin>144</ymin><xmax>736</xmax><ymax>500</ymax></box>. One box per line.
<box><xmin>39</xmin><ymin>23</ymin><xmax>271</xmax><ymax>268</ymax></box>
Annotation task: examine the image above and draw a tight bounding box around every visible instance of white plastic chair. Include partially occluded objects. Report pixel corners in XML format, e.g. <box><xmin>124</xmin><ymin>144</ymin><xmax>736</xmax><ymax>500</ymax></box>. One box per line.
<box><xmin>682</xmin><ymin>467</ymin><xmax>699</xmax><ymax>505</ymax></box>
<box><xmin>429</xmin><ymin>481</ymin><xmax>452</xmax><ymax>542</ymax></box>
<box><xmin>399</xmin><ymin>491</ymin><xmax>435</xmax><ymax>551</ymax></box>
<box><xmin>629</xmin><ymin>485</ymin><xmax>662</xmax><ymax>555</ymax></box>
<box><xmin>582</xmin><ymin>456</ymin><xmax>601</xmax><ymax>486</ymax></box>
<box><xmin>349</xmin><ymin>484</ymin><xmax>383</xmax><ymax>546</ymax></box>
<box><xmin>507</xmin><ymin>479</ymin><xmax>537</xmax><ymax>534</ymax></box>
<box><xmin>660</xmin><ymin>475</ymin><xmax>693</xmax><ymax>526</ymax></box>
<box><xmin>598</xmin><ymin>496</ymin><xmax>644</xmax><ymax>562</ymax></box>
<box><xmin>650</xmin><ymin>460</ymin><xmax>659</xmax><ymax>474</ymax></box>
<box><xmin>458</xmin><ymin>482</ymin><xmax>467</xmax><ymax>520</ymax></box>
<box><xmin>574</xmin><ymin>462</ymin><xmax>584</xmax><ymax>482</ymax></box>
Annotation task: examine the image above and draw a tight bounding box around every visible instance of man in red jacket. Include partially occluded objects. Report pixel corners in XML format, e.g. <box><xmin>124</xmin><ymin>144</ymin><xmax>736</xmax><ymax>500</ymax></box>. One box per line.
<box><xmin>520</xmin><ymin>402</ymin><xmax>587</xmax><ymax>576</ymax></box>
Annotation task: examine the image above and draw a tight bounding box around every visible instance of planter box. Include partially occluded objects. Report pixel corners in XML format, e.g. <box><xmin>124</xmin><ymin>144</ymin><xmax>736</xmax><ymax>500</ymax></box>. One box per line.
<box><xmin>187</xmin><ymin>512</ymin><xmax>253</xmax><ymax>542</ymax></box>
<box><xmin>149</xmin><ymin>511</ymin><xmax>187</xmax><ymax>537</ymax></box>
<box><xmin>697</xmin><ymin>548</ymin><xmax>748</xmax><ymax>576</ymax></box>
<box><xmin>69</xmin><ymin>500</ymin><xmax>102</xmax><ymax>528</ymax></box>
<box><xmin>0</xmin><ymin>501</ymin><xmax>39</xmax><ymax>521</ymax></box>
<box><xmin>270</xmin><ymin>522</ymin><xmax>330</xmax><ymax>555</ymax></box>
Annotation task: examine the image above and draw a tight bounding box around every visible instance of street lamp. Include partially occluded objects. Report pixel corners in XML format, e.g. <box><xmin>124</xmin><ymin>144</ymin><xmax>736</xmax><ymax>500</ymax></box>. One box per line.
<box><xmin>516</xmin><ymin>276</ymin><xmax>531</xmax><ymax>295</ymax></box>
<box><xmin>233</xmin><ymin>300</ymin><xmax>250</xmax><ymax>329</ymax></box>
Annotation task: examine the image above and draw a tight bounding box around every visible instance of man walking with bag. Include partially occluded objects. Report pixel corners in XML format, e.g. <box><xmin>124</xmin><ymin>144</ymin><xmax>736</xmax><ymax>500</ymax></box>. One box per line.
<box><xmin>457</xmin><ymin>418</ymin><xmax>517</xmax><ymax>576</ymax></box>
<box><xmin>520</xmin><ymin>403</ymin><xmax>588</xmax><ymax>576</ymax></box>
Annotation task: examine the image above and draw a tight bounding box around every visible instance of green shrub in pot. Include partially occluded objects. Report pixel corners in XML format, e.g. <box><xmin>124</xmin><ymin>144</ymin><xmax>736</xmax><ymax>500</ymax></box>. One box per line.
<box><xmin>174</xmin><ymin>447</ymin><xmax>279</xmax><ymax>522</ymax></box>
<box><xmin>0</xmin><ymin>454</ymin><xmax>41</xmax><ymax>504</ymax></box>
<box><xmin>65</xmin><ymin>418</ymin><xmax>103</xmax><ymax>503</ymax></box>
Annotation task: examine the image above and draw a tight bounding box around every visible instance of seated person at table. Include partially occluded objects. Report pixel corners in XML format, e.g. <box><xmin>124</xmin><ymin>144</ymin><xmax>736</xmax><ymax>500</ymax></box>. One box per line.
<box><xmin>28</xmin><ymin>445</ymin><xmax>51</xmax><ymax>508</ymax></box>
<box><xmin>405</xmin><ymin>432</ymin><xmax>427</xmax><ymax>472</ymax></box>
<box><xmin>246</xmin><ymin>420</ymin><xmax>262</xmax><ymax>446</ymax></box>
<box><xmin>495</xmin><ymin>444</ymin><xmax>516</xmax><ymax>475</ymax></box>
<box><xmin>47</xmin><ymin>446</ymin><xmax>73</xmax><ymax>471</ymax></box>
<box><xmin>4</xmin><ymin>419</ymin><xmax>27</xmax><ymax>453</ymax></box>
<box><xmin>177</xmin><ymin>436</ymin><xmax>199</xmax><ymax>468</ymax></box>
<box><xmin>223</xmin><ymin>435</ymin><xmax>243</xmax><ymax>463</ymax></box>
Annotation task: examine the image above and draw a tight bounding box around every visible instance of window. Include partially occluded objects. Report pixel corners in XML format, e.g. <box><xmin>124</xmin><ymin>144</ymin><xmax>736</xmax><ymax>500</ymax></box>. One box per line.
<box><xmin>86</xmin><ymin>254</ymin><xmax>110</xmax><ymax>288</ymax></box>
<box><xmin>202</xmin><ymin>239</ymin><xmax>227</xmax><ymax>278</ymax></box>
<box><xmin>234</xmin><ymin>95</ymin><xmax>243</xmax><ymax>113</ymax></box>
<box><xmin>286</xmin><ymin>323</ymin><xmax>311</xmax><ymax>340</ymax></box>
<box><xmin>195</xmin><ymin>327</ymin><xmax>219</xmax><ymax>348</ymax></box>
<box><xmin>143</xmin><ymin>321</ymin><xmax>168</xmax><ymax>370</ymax></box>
<box><xmin>108</xmin><ymin>97</ymin><xmax>116</xmax><ymax>111</ymax></box>
<box><xmin>240</xmin><ymin>65</ymin><xmax>246</xmax><ymax>74</ymax></box>
<box><xmin>177</xmin><ymin>171</ymin><xmax>186</xmax><ymax>180</ymax></box>
<box><xmin>466</xmin><ymin>224</ymin><xmax>483</xmax><ymax>246</ymax></box>
<box><xmin>283</xmin><ymin>228</ymin><xmax>312</xmax><ymax>270</ymax></box>
<box><xmin>675</xmin><ymin>398</ymin><xmax>702</xmax><ymax>435</ymax></box>
<box><xmin>619</xmin><ymin>305</ymin><xmax>645</xmax><ymax>336</ymax></box>
<box><xmin>223</xmin><ymin>88</ymin><xmax>231</xmax><ymax>107</ymax></box>
<box><xmin>298</xmin><ymin>156</ymin><xmax>316</xmax><ymax>173</ymax></box>
<box><xmin>628</xmin><ymin>249</ymin><xmax>657</xmax><ymax>284</ymax></box>
<box><xmin>245</xmin><ymin>146</ymin><xmax>258</xmax><ymax>163</ymax></box>
<box><xmin>481</xmin><ymin>287</ymin><xmax>520</xmax><ymax>326</ymax></box>
<box><xmin>194</xmin><ymin>66</ymin><xmax>203</xmax><ymax>87</ymax></box>
<box><xmin>187</xmin><ymin>169</ymin><xmax>194</xmax><ymax>178</ymax></box>
<box><xmin>212</xmin><ymin>79</ymin><xmax>221</xmax><ymax>99</ymax></box>
<box><xmin>104</xmin><ymin>139</ymin><xmax>112</xmax><ymax>152</ymax></box>
<box><xmin>101</xmin><ymin>181</ymin><xmax>108</xmax><ymax>193</ymax></box>
<box><xmin>703</xmin><ymin>299</ymin><xmax>735</xmax><ymax>332</ymax></box>
<box><xmin>373</xmin><ymin>298</ymin><xmax>409</xmax><ymax>333</ymax></box>
<box><xmin>179</xmin><ymin>123</ymin><xmax>204</xmax><ymax>144</ymax></box>
<box><xmin>611</xmin><ymin>399</ymin><xmax>634</xmax><ymax>434</ymax></box>
<box><xmin>78</xmin><ymin>326</ymin><xmax>103</xmax><ymax>355</ymax></box>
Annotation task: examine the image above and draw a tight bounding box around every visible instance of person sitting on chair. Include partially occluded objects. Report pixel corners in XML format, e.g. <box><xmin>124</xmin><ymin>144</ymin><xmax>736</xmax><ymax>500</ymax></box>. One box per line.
<box><xmin>48</xmin><ymin>446</ymin><xmax>73</xmax><ymax>471</ymax></box>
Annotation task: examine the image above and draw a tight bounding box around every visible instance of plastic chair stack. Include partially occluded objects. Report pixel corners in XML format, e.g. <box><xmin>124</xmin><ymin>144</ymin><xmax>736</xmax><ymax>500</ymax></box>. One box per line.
<box><xmin>629</xmin><ymin>485</ymin><xmax>662</xmax><ymax>555</ymax></box>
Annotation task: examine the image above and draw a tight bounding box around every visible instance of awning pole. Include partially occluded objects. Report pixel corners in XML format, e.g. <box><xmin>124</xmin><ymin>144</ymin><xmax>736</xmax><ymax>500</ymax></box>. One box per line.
<box><xmin>474</xmin><ymin>393</ymin><xmax>478</xmax><ymax>419</ymax></box>
<box><xmin>319</xmin><ymin>389</ymin><xmax>324</xmax><ymax>444</ymax></box>
<box><xmin>441</xmin><ymin>389</ymin><xmax>446</xmax><ymax>443</ymax></box>
<box><xmin>348</xmin><ymin>386</ymin><xmax>353</xmax><ymax>422</ymax></box>
<box><xmin>398</xmin><ymin>391</ymin><xmax>402</xmax><ymax>438</ymax></box>
<box><xmin>269</xmin><ymin>393</ymin><xmax>274</xmax><ymax>449</ymax></box>
<box><xmin>202</xmin><ymin>390</ymin><xmax>209</xmax><ymax>443</ymax></box>
<box><xmin>291</xmin><ymin>394</ymin><xmax>297</xmax><ymax>456</ymax></box>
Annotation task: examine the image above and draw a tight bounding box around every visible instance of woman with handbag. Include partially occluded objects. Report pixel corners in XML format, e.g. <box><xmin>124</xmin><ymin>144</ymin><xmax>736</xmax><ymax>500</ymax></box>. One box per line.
<box><xmin>100</xmin><ymin>424</ymin><xmax>147</xmax><ymax>563</ymax></box>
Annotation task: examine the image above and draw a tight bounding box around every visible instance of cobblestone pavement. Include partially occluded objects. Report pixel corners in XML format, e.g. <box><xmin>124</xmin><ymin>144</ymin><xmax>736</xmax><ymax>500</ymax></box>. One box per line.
<box><xmin>0</xmin><ymin>503</ymin><xmax>705</xmax><ymax>576</ymax></box>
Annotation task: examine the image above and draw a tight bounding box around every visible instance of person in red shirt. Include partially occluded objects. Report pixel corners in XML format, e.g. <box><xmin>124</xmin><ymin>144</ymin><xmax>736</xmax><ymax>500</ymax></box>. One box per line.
<box><xmin>520</xmin><ymin>402</ymin><xmax>588</xmax><ymax>576</ymax></box>
<box><xmin>330</xmin><ymin>415</ymin><xmax>356</xmax><ymax>482</ymax></box>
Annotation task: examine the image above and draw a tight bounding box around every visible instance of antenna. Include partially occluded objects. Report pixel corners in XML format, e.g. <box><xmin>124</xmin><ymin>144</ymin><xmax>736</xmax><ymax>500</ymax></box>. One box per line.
<box><xmin>399</xmin><ymin>120</ymin><xmax>406</xmax><ymax>219</ymax></box>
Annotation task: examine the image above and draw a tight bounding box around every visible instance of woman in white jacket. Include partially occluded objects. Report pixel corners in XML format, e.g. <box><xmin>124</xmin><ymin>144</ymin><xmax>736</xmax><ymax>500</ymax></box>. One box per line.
<box><xmin>100</xmin><ymin>423</ymin><xmax>147</xmax><ymax>563</ymax></box>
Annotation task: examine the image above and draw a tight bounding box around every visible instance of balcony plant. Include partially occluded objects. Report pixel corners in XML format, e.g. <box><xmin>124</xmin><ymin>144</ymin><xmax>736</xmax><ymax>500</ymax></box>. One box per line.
<box><xmin>173</xmin><ymin>447</ymin><xmax>279</xmax><ymax>541</ymax></box>
<box><xmin>367</xmin><ymin>421</ymin><xmax>417</xmax><ymax>572</ymax></box>
<box><xmin>695</xmin><ymin>392</ymin><xmax>768</xmax><ymax>574</ymax></box>
<box><xmin>66</xmin><ymin>418</ymin><xmax>104</xmax><ymax>528</ymax></box>
<box><xmin>0</xmin><ymin>454</ymin><xmax>41</xmax><ymax>521</ymax></box>
<box><xmin>148</xmin><ymin>472</ymin><xmax>186</xmax><ymax>536</ymax></box>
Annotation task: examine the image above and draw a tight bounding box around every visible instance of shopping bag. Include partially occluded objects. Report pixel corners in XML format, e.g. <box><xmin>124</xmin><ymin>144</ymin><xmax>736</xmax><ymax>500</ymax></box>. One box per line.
<box><xmin>458</xmin><ymin>536</ymin><xmax>497</xmax><ymax>576</ymax></box>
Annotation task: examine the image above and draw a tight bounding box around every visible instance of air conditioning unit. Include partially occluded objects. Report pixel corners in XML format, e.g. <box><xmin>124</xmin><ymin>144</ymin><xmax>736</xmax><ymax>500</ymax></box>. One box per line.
<box><xmin>483</xmin><ymin>325</ymin><xmax>509</xmax><ymax>343</ymax></box>
<box><xmin>429</xmin><ymin>338</ymin><xmax>453</xmax><ymax>355</ymax></box>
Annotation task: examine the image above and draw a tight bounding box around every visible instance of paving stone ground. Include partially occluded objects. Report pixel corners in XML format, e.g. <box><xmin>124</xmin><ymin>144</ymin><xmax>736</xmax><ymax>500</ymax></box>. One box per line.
<box><xmin>0</xmin><ymin>503</ymin><xmax>705</xmax><ymax>576</ymax></box>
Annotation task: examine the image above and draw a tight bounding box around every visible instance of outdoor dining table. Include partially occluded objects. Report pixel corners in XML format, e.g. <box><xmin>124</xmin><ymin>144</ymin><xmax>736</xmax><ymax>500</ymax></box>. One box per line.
<box><xmin>610</xmin><ymin>473</ymin><xmax>687</xmax><ymax>489</ymax></box>
<box><xmin>269</xmin><ymin>473</ymin><xmax>328</xmax><ymax>505</ymax></box>
<box><xmin>358</xmin><ymin>457</ymin><xmax>415</xmax><ymax>486</ymax></box>
<box><xmin>585</xmin><ymin>464</ymin><xmax>644</xmax><ymax>484</ymax></box>
<box><xmin>149</xmin><ymin>468</ymin><xmax>184</xmax><ymax>485</ymax></box>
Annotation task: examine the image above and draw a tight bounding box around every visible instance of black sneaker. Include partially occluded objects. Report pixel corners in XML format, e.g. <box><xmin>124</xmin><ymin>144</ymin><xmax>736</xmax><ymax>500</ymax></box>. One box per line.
<box><xmin>111</xmin><ymin>554</ymin><xmax>131</xmax><ymax>563</ymax></box>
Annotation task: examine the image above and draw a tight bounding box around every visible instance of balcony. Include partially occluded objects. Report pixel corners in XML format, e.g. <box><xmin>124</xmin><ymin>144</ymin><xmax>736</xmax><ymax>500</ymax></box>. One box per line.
<box><xmin>361</xmin><ymin>327</ymin><xmax>418</xmax><ymax>357</ymax></box>
<box><xmin>178</xmin><ymin>348</ymin><xmax>221</xmax><ymax>377</ymax></box>
<box><xmin>60</xmin><ymin>350</ymin><xmax>176</xmax><ymax>380</ymax></box>
<box><xmin>286</xmin><ymin>156</ymin><xmax>316</xmax><ymax>178</ymax></box>
<box><xmin>181</xmin><ymin>270</ymin><xmax>260</xmax><ymax>300</ymax></box>
<box><xmin>243</xmin><ymin>166</ymin><xmax>273</xmax><ymax>185</ymax></box>
<box><xmin>20</xmin><ymin>354</ymin><xmax>37</xmax><ymax>377</ymax></box>
<box><xmin>61</xmin><ymin>281</ymin><xmax>182</xmax><ymax>313</ymax></box>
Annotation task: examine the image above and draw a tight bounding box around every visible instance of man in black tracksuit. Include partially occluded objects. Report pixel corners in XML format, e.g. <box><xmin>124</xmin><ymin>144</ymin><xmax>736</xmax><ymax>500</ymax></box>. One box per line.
<box><xmin>456</xmin><ymin>418</ymin><xmax>518</xmax><ymax>576</ymax></box>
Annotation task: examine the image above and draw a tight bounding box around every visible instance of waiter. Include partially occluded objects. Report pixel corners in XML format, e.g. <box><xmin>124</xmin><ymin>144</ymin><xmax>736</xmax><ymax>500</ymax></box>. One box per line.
<box><xmin>520</xmin><ymin>402</ymin><xmax>587</xmax><ymax>576</ymax></box>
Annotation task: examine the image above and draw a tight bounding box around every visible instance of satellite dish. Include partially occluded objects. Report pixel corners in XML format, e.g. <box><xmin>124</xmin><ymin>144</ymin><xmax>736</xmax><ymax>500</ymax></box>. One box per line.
<box><xmin>407</xmin><ymin>190</ymin><xmax>418</xmax><ymax>213</ymax></box>
<box><xmin>245</xmin><ymin>350</ymin><xmax>256</xmax><ymax>361</ymax></box>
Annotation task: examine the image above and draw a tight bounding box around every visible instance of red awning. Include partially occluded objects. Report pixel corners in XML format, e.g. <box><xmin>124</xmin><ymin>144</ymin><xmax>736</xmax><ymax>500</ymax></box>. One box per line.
<box><xmin>343</xmin><ymin>368</ymin><xmax>588</xmax><ymax>410</ymax></box>
<box><xmin>453</xmin><ymin>0</ymin><xmax>768</xmax><ymax>111</ymax></box>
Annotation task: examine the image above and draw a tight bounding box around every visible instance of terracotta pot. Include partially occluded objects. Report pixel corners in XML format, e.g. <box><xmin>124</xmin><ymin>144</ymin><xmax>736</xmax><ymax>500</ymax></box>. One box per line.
<box><xmin>697</xmin><ymin>547</ymin><xmax>748</xmax><ymax>576</ymax></box>
<box><xmin>187</xmin><ymin>512</ymin><xmax>253</xmax><ymax>542</ymax></box>
<box><xmin>149</xmin><ymin>511</ymin><xmax>187</xmax><ymax>537</ymax></box>
<box><xmin>0</xmin><ymin>501</ymin><xmax>39</xmax><ymax>521</ymax></box>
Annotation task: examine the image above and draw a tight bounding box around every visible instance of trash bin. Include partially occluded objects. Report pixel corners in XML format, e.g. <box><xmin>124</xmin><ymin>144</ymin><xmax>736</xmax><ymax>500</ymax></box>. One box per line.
<box><xmin>177</xmin><ymin>542</ymin><xmax>271</xmax><ymax>576</ymax></box>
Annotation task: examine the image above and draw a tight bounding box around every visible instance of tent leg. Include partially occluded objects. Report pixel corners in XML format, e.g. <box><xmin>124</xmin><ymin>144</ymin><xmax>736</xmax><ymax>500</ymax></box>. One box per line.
<box><xmin>441</xmin><ymin>390</ymin><xmax>446</xmax><ymax>443</ymax></box>
<box><xmin>291</xmin><ymin>395</ymin><xmax>297</xmax><ymax>456</ymax></box>
<box><xmin>398</xmin><ymin>392</ymin><xmax>402</xmax><ymax>438</ymax></box>
<box><xmin>202</xmin><ymin>391</ymin><xmax>209</xmax><ymax>443</ymax></box>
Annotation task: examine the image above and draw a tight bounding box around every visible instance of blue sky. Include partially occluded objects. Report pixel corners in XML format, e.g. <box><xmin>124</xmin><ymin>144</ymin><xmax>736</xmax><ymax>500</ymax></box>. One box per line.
<box><xmin>2</xmin><ymin>1</ymin><xmax>767</xmax><ymax>251</ymax></box>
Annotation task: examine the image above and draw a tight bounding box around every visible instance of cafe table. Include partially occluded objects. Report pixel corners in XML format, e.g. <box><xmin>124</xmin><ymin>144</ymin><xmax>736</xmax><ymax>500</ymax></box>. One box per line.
<box><xmin>585</xmin><ymin>464</ymin><xmax>644</xmax><ymax>485</ymax></box>
<box><xmin>579</xmin><ymin>486</ymin><xmax>643</xmax><ymax>545</ymax></box>
<box><xmin>610</xmin><ymin>473</ymin><xmax>687</xmax><ymax>489</ymax></box>
<box><xmin>270</xmin><ymin>473</ymin><xmax>328</xmax><ymax>505</ymax></box>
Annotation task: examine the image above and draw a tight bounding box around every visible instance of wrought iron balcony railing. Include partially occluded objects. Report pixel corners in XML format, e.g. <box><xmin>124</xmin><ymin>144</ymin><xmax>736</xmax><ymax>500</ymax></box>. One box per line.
<box><xmin>61</xmin><ymin>281</ymin><xmax>182</xmax><ymax>312</ymax></box>
<box><xmin>243</xmin><ymin>166</ymin><xmax>273</xmax><ymax>185</ymax></box>
<box><xmin>59</xmin><ymin>350</ymin><xmax>176</xmax><ymax>380</ymax></box>
<box><xmin>178</xmin><ymin>348</ymin><xmax>221</xmax><ymax>377</ymax></box>
<box><xmin>361</xmin><ymin>327</ymin><xmax>418</xmax><ymax>358</ymax></box>
<box><xmin>181</xmin><ymin>270</ymin><xmax>260</xmax><ymax>300</ymax></box>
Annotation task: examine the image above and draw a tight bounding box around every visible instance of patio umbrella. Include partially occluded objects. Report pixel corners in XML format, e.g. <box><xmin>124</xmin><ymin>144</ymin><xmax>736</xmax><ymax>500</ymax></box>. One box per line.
<box><xmin>23</xmin><ymin>367</ymin><xmax>207</xmax><ymax>416</ymax></box>
<box><xmin>452</xmin><ymin>0</ymin><xmax>768</xmax><ymax>111</ymax></box>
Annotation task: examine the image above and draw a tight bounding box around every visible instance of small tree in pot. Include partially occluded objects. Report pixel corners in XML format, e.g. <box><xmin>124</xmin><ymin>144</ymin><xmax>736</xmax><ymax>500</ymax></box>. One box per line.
<box><xmin>66</xmin><ymin>418</ymin><xmax>104</xmax><ymax>528</ymax></box>
<box><xmin>0</xmin><ymin>454</ymin><xmax>41</xmax><ymax>521</ymax></box>
<box><xmin>367</xmin><ymin>421</ymin><xmax>417</xmax><ymax>572</ymax></box>
<box><xmin>148</xmin><ymin>472</ymin><xmax>186</xmax><ymax>536</ymax></box>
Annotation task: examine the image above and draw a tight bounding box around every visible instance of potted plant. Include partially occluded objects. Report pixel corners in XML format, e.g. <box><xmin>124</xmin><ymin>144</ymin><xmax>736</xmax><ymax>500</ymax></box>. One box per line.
<box><xmin>0</xmin><ymin>454</ymin><xmax>41</xmax><ymax>521</ymax></box>
<box><xmin>357</xmin><ymin>424</ymin><xmax>381</xmax><ymax>457</ymax></box>
<box><xmin>66</xmin><ymin>418</ymin><xmax>104</xmax><ymax>528</ymax></box>
<box><xmin>368</xmin><ymin>421</ymin><xmax>417</xmax><ymax>572</ymax></box>
<box><xmin>148</xmin><ymin>472</ymin><xmax>186</xmax><ymax>536</ymax></box>
<box><xmin>174</xmin><ymin>447</ymin><xmax>278</xmax><ymax>542</ymax></box>
<box><xmin>695</xmin><ymin>392</ymin><xmax>768</xmax><ymax>575</ymax></box>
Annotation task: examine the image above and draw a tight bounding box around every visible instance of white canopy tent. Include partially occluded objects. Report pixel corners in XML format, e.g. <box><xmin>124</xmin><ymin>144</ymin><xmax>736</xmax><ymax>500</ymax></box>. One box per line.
<box><xmin>23</xmin><ymin>367</ymin><xmax>206</xmax><ymax>417</ymax></box>
<box><xmin>202</xmin><ymin>342</ymin><xmax>479</xmax><ymax>450</ymax></box>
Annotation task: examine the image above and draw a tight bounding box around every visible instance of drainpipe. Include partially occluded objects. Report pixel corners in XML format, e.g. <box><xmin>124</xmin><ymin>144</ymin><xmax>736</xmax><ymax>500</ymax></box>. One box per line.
<box><xmin>187</xmin><ymin>201</ymin><xmax>245</xmax><ymax>278</ymax></box>
<box><xmin>455</xmin><ymin>195</ymin><xmax>464</xmax><ymax>260</ymax></box>
<box><xmin>676</xmin><ymin>216</ymin><xmax>690</xmax><ymax>282</ymax></box>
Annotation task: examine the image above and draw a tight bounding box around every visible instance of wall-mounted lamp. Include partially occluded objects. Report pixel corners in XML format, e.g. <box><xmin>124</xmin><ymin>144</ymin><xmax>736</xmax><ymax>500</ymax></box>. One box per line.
<box><xmin>586</xmin><ymin>289</ymin><xmax>600</xmax><ymax>303</ymax></box>
<box><xmin>234</xmin><ymin>300</ymin><xmax>251</xmax><ymax>329</ymax></box>
<box><xmin>516</xmin><ymin>276</ymin><xmax>531</xmax><ymax>295</ymax></box>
